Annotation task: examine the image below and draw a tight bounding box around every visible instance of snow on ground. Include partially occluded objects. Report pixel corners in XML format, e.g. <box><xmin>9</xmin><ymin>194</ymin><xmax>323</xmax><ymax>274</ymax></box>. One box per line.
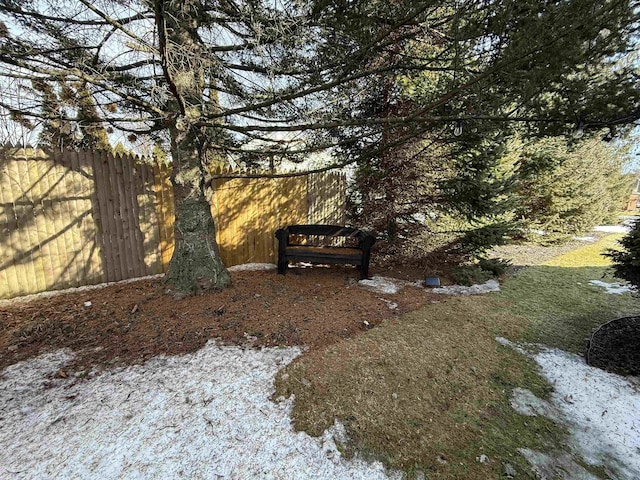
<box><xmin>432</xmin><ymin>280</ymin><xmax>500</xmax><ymax>295</ymax></box>
<box><xmin>0</xmin><ymin>343</ymin><xmax>400</xmax><ymax>480</ymax></box>
<box><xmin>572</xmin><ymin>236</ymin><xmax>596</xmax><ymax>242</ymax></box>
<box><xmin>227</xmin><ymin>263</ymin><xmax>277</xmax><ymax>272</ymax></box>
<box><xmin>589</xmin><ymin>280</ymin><xmax>633</xmax><ymax>295</ymax></box>
<box><xmin>510</xmin><ymin>388</ymin><xmax>560</xmax><ymax>421</ymax></box>
<box><xmin>498</xmin><ymin>338</ymin><xmax>640</xmax><ymax>479</ymax></box>
<box><xmin>518</xmin><ymin>449</ymin><xmax>599</xmax><ymax>480</ymax></box>
<box><xmin>358</xmin><ymin>276</ymin><xmax>404</xmax><ymax>294</ymax></box>
<box><xmin>592</xmin><ymin>225</ymin><xmax>630</xmax><ymax>233</ymax></box>
<box><xmin>533</xmin><ymin>348</ymin><xmax>640</xmax><ymax>479</ymax></box>
<box><xmin>358</xmin><ymin>276</ymin><xmax>428</xmax><ymax>295</ymax></box>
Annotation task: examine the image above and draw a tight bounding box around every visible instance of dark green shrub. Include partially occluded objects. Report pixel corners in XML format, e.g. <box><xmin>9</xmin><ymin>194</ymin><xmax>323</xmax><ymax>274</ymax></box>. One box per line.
<box><xmin>478</xmin><ymin>257</ymin><xmax>512</xmax><ymax>277</ymax></box>
<box><xmin>451</xmin><ymin>265</ymin><xmax>493</xmax><ymax>286</ymax></box>
<box><xmin>605</xmin><ymin>219</ymin><xmax>640</xmax><ymax>291</ymax></box>
<box><xmin>457</xmin><ymin>221</ymin><xmax>519</xmax><ymax>256</ymax></box>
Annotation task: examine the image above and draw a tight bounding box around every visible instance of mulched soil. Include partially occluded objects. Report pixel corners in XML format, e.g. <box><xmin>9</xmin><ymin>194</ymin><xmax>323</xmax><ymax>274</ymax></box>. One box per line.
<box><xmin>0</xmin><ymin>265</ymin><xmax>436</xmax><ymax>374</ymax></box>
<box><xmin>585</xmin><ymin>315</ymin><xmax>640</xmax><ymax>376</ymax></box>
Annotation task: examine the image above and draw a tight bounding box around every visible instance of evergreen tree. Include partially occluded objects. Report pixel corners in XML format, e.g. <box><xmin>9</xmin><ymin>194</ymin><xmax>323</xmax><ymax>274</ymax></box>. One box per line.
<box><xmin>606</xmin><ymin>219</ymin><xmax>640</xmax><ymax>291</ymax></box>
<box><xmin>31</xmin><ymin>80</ymin><xmax>111</xmax><ymax>151</ymax></box>
<box><xmin>0</xmin><ymin>0</ymin><xmax>638</xmax><ymax>292</ymax></box>
<box><xmin>510</xmin><ymin>136</ymin><xmax>629</xmax><ymax>242</ymax></box>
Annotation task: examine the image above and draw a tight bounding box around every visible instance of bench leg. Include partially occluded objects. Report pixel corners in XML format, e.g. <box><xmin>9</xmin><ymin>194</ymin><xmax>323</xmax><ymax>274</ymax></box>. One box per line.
<box><xmin>277</xmin><ymin>257</ymin><xmax>288</xmax><ymax>275</ymax></box>
<box><xmin>359</xmin><ymin>268</ymin><xmax>368</xmax><ymax>280</ymax></box>
<box><xmin>360</xmin><ymin>256</ymin><xmax>371</xmax><ymax>280</ymax></box>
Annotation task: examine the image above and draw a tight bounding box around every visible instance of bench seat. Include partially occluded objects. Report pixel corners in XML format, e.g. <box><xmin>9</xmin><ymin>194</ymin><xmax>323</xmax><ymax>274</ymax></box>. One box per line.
<box><xmin>283</xmin><ymin>246</ymin><xmax>363</xmax><ymax>263</ymax></box>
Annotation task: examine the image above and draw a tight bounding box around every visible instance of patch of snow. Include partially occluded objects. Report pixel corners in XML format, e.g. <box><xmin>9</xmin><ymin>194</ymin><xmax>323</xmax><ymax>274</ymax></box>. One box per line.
<box><xmin>498</xmin><ymin>337</ymin><xmax>640</xmax><ymax>479</ymax></box>
<box><xmin>589</xmin><ymin>280</ymin><xmax>633</xmax><ymax>295</ymax></box>
<box><xmin>533</xmin><ymin>348</ymin><xmax>640</xmax><ymax>479</ymax></box>
<box><xmin>290</xmin><ymin>262</ymin><xmax>331</xmax><ymax>269</ymax></box>
<box><xmin>518</xmin><ymin>449</ymin><xmax>600</xmax><ymax>480</ymax></box>
<box><xmin>0</xmin><ymin>343</ymin><xmax>401</xmax><ymax>480</ymax></box>
<box><xmin>573</xmin><ymin>236</ymin><xmax>596</xmax><ymax>242</ymax></box>
<box><xmin>510</xmin><ymin>388</ymin><xmax>560</xmax><ymax>421</ymax></box>
<box><xmin>530</xmin><ymin>229</ymin><xmax>547</xmax><ymax>236</ymax></box>
<box><xmin>432</xmin><ymin>280</ymin><xmax>500</xmax><ymax>295</ymax></box>
<box><xmin>593</xmin><ymin>225</ymin><xmax>630</xmax><ymax>233</ymax></box>
<box><xmin>227</xmin><ymin>263</ymin><xmax>277</xmax><ymax>272</ymax></box>
<box><xmin>359</xmin><ymin>276</ymin><xmax>403</xmax><ymax>294</ymax></box>
<box><xmin>495</xmin><ymin>337</ymin><xmax>528</xmax><ymax>356</ymax></box>
<box><xmin>0</xmin><ymin>274</ymin><xmax>164</xmax><ymax>307</ymax></box>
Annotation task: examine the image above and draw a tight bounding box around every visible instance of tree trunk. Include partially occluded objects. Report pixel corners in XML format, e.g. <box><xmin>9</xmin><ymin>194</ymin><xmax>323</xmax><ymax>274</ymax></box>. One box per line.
<box><xmin>159</xmin><ymin>1</ymin><xmax>230</xmax><ymax>294</ymax></box>
<box><xmin>165</xmin><ymin>133</ymin><xmax>230</xmax><ymax>294</ymax></box>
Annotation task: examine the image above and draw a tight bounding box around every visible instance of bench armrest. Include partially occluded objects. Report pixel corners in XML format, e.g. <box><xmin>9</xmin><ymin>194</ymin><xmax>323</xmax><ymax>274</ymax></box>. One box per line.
<box><xmin>275</xmin><ymin>228</ymin><xmax>290</xmax><ymax>246</ymax></box>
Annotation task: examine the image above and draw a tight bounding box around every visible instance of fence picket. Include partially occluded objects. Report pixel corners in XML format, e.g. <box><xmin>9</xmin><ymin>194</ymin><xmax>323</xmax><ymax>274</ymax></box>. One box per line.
<box><xmin>9</xmin><ymin>153</ymin><xmax>34</xmax><ymax>294</ymax></box>
<box><xmin>71</xmin><ymin>149</ymin><xmax>93</xmax><ymax>283</ymax></box>
<box><xmin>140</xmin><ymin>162</ymin><xmax>162</xmax><ymax>274</ymax></box>
<box><xmin>33</xmin><ymin>152</ymin><xmax>58</xmax><ymax>291</ymax></box>
<box><xmin>159</xmin><ymin>161</ymin><xmax>175</xmax><ymax>270</ymax></box>
<box><xmin>19</xmin><ymin>152</ymin><xmax>45</xmax><ymax>292</ymax></box>
<box><xmin>93</xmin><ymin>150</ymin><xmax>114</xmax><ymax>282</ymax></box>
<box><xmin>49</xmin><ymin>152</ymin><xmax>69</xmax><ymax>288</ymax></box>
<box><xmin>121</xmin><ymin>154</ymin><xmax>144</xmax><ymax>277</ymax></box>
<box><xmin>101</xmin><ymin>151</ymin><xmax>122</xmax><ymax>281</ymax></box>
<box><xmin>60</xmin><ymin>152</ymin><xmax>85</xmax><ymax>287</ymax></box>
<box><xmin>77</xmin><ymin>149</ymin><xmax>101</xmax><ymax>283</ymax></box>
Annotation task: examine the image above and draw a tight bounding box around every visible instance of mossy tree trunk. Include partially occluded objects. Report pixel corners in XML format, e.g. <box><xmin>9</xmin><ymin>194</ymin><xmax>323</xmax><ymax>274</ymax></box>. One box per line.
<box><xmin>165</xmin><ymin>131</ymin><xmax>230</xmax><ymax>294</ymax></box>
<box><xmin>161</xmin><ymin>1</ymin><xmax>230</xmax><ymax>294</ymax></box>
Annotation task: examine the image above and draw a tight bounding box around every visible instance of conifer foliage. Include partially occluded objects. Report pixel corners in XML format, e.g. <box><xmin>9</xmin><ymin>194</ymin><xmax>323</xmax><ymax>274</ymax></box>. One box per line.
<box><xmin>607</xmin><ymin>219</ymin><xmax>640</xmax><ymax>291</ymax></box>
<box><xmin>0</xmin><ymin>0</ymin><xmax>638</xmax><ymax>291</ymax></box>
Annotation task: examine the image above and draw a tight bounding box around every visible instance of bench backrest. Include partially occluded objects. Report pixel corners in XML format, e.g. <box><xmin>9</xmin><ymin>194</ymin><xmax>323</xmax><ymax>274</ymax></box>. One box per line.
<box><xmin>276</xmin><ymin>224</ymin><xmax>375</xmax><ymax>248</ymax></box>
<box><xmin>287</xmin><ymin>224</ymin><xmax>364</xmax><ymax>237</ymax></box>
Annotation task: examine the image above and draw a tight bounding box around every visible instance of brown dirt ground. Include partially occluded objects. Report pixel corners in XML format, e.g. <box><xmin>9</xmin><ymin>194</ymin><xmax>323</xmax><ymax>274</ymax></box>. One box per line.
<box><xmin>0</xmin><ymin>265</ymin><xmax>436</xmax><ymax>374</ymax></box>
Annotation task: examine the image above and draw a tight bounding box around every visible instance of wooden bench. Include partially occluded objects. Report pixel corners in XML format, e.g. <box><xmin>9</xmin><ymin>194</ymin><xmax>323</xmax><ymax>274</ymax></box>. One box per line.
<box><xmin>275</xmin><ymin>225</ymin><xmax>376</xmax><ymax>279</ymax></box>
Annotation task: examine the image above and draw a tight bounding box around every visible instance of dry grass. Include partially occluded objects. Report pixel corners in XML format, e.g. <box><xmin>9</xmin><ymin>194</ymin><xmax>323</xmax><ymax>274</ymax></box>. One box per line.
<box><xmin>275</xmin><ymin>297</ymin><xmax>560</xmax><ymax>479</ymax></box>
<box><xmin>275</xmin><ymin>233</ymin><xmax>640</xmax><ymax>479</ymax></box>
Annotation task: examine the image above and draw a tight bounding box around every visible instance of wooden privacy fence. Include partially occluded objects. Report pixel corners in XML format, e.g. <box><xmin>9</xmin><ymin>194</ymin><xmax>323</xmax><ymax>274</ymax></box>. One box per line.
<box><xmin>0</xmin><ymin>147</ymin><xmax>345</xmax><ymax>299</ymax></box>
<box><xmin>211</xmin><ymin>169</ymin><xmax>346</xmax><ymax>267</ymax></box>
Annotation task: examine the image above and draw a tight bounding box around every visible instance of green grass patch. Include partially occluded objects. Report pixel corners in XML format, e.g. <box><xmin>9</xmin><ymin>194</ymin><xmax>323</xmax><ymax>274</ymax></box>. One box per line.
<box><xmin>275</xmin><ymin>236</ymin><xmax>640</xmax><ymax>479</ymax></box>
<box><xmin>541</xmin><ymin>234</ymin><xmax>622</xmax><ymax>268</ymax></box>
<box><xmin>497</xmin><ymin>266</ymin><xmax>639</xmax><ymax>353</ymax></box>
<box><xmin>497</xmin><ymin>234</ymin><xmax>637</xmax><ymax>353</ymax></box>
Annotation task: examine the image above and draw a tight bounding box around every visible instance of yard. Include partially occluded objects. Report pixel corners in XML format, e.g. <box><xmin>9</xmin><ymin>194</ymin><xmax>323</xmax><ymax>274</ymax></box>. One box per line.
<box><xmin>1</xmin><ymin>231</ymin><xmax>639</xmax><ymax>479</ymax></box>
<box><xmin>2</xmin><ymin>2</ymin><xmax>639</xmax><ymax>478</ymax></box>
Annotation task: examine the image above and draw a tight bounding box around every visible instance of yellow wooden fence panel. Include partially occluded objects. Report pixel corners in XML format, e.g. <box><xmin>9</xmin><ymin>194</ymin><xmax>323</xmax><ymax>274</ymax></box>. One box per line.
<box><xmin>0</xmin><ymin>147</ymin><xmax>166</xmax><ymax>299</ymax></box>
<box><xmin>0</xmin><ymin>156</ymin><xmax>21</xmax><ymax>297</ymax></box>
<box><xmin>154</xmin><ymin>160</ymin><xmax>174</xmax><ymax>272</ymax></box>
<box><xmin>211</xmin><ymin>175</ymin><xmax>309</xmax><ymax>266</ymax></box>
